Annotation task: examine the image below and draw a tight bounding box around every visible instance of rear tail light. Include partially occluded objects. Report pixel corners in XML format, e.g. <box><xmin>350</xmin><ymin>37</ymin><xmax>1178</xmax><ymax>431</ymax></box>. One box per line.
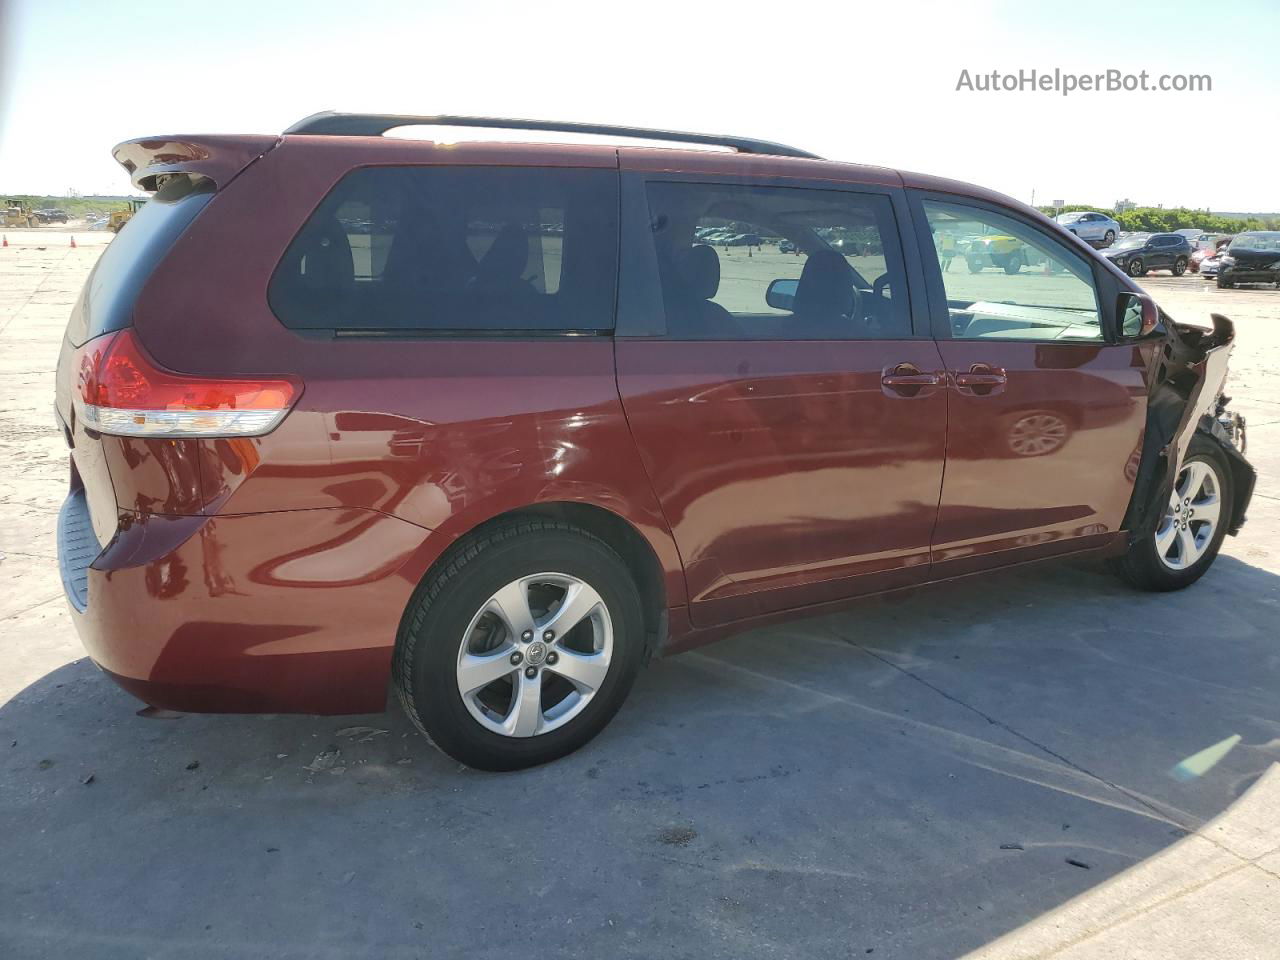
<box><xmin>73</xmin><ymin>330</ymin><xmax>301</xmax><ymax>438</ymax></box>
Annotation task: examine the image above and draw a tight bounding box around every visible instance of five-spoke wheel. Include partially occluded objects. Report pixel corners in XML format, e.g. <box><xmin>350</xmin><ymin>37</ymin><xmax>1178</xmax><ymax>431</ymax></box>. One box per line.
<box><xmin>394</xmin><ymin>520</ymin><xmax>644</xmax><ymax>770</ymax></box>
<box><xmin>1154</xmin><ymin>460</ymin><xmax>1221</xmax><ymax>571</ymax></box>
<box><xmin>456</xmin><ymin>574</ymin><xmax>613</xmax><ymax>738</ymax></box>
<box><xmin>1113</xmin><ymin>436</ymin><xmax>1233</xmax><ymax>592</ymax></box>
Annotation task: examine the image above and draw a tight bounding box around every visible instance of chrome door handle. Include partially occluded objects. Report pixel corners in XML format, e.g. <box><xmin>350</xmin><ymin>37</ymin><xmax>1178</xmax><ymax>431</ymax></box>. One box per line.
<box><xmin>952</xmin><ymin>364</ymin><xmax>1007</xmax><ymax>396</ymax></box>
<box><xmin>881</xmin><ymin>364</ymin><xmax>943</xmax><ymax>398</ymax></box>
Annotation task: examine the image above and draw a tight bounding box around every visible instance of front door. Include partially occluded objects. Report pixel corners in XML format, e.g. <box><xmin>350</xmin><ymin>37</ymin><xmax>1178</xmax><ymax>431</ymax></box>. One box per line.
<box><xmin>1147</xmin><ymin>236</ymin><xmax>1171</xmax><ymax>270</ymax></box>
<box><xmin>914</xmin><ymin>196</ymin><xmax>1149</xmax><ymax>576</ymax></box>
<box><xmin>615</xmin><ymin>174</ymin><xmax>947</xmax><ymax>625</ymax></box>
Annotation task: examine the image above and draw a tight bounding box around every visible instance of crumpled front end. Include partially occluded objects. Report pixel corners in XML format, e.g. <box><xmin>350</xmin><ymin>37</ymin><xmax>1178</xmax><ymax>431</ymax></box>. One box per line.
<box><xmin>1123</xmin><ymin>312</ymin><xmax>1255</xmax><ymax>542</ymax></box>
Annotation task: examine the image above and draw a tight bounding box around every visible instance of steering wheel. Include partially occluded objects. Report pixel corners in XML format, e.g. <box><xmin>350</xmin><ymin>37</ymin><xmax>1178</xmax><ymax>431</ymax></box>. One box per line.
<box><xmin>872</xmin><ymin>273</ymin><xmax>892</xmax><ymax>299</ymax></box>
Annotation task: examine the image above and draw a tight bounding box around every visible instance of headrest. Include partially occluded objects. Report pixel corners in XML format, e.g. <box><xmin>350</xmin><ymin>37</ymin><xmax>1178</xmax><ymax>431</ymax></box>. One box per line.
<box><xmin>793</xmin><ymin>250</ymin><xmax>853</xmax><ymax>319</ymax></box>
<box><xmin>674</xmin><ymin>243</ymin><xmax>721</xmax><ymax>301</ymax></box>
<box><xmin>472</xmin><ymin>222</ymin><xmax>530</xmax><ymax>287</ymax></box>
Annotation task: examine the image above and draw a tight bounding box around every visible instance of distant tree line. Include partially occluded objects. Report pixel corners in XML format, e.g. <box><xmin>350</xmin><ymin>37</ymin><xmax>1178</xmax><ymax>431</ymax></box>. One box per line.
<box><xmin>1038</xmin><ymin>204</ymin><xmax>1280</xmax><ymax>234</ymax></box>
<box><xmin>2</xmin><ymin>195</ymin><xmax>135</xmax><ymax>218</ymax></box>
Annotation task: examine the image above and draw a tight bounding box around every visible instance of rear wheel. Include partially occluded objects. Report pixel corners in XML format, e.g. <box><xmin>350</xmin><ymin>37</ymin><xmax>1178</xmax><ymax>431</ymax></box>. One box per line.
<box><xmin>1113</xmin><ymin>437</ymin><xmax>1231</xmax><ymax>591</ymax></box>
<box><xmin>394</xmin><ymin>520</ymin><xmax>645</xmax><ymax>770</ymax></box>
<box><xmin>1002</xmin><ymin>251</ymin><xmax>1024</xmax><ymax>275</ymax></box>
<box><xmin>1173</xmin><ymin>257</ymin><xmax>1188</xmax><ymax>276</ymax></box>
<box><xmin>967</xmin><ymin>255</ymin><xmax>984</xmax><ymax>273</ymax></box>
<box><xmin>1217</xmin><ymin>275</ymin><xmax>1233</xmax><ymax>289</ymax></box>
<box><xmin>1104</xmin><ymin>230</ymin><xmax>1116</xmax><ymax>245</ymax></box>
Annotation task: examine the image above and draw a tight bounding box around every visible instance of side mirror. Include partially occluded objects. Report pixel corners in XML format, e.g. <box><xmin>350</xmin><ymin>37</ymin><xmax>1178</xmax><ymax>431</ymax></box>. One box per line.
<box><xmin>1118</xmin><ymin>291</ymin><xmax>1160</xmax><ymax>338</ymax></box>
<box><xmin>766</xmin><ymin>278</ymin><xmax>799</xmax><ymax>311</ymax></box>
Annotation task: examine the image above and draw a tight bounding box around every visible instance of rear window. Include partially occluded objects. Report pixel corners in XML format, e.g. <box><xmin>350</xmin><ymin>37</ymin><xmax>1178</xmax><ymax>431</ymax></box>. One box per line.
<box><xmin>268</xmin><ymin>166</ymin><xmax>619</xmax><ymax>333</ymax></box>
<box><xmin>66</xmin><ymin>177</ymin><xmax>214</xmax><ymax>346</ymax></box>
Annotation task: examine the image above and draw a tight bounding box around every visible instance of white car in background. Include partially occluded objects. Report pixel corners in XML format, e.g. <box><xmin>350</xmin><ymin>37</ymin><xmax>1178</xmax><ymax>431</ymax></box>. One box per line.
<box><xmin>1055</xmin><ymin>211</ymin><xmax>1120</xmax><ymax>247</ymax></box>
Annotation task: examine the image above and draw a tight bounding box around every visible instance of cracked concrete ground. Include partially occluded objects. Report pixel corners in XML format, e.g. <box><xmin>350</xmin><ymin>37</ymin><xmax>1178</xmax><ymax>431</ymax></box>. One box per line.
<box><xmin>1</xmin><ymin>231</ymin><xmax>1277</xmax><ymax>959</ymax></box>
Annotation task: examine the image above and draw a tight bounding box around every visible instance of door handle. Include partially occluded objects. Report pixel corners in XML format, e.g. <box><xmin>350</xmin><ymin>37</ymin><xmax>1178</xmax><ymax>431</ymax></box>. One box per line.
<box><xmin>881</xmin><ymin>363</ymin><xmax>943</xmax><ymax>398</ymax></box>
<box><xmin>952</xmin><ymin>363</ymin><xmax>1007</xmax><ymax>396</ymax></box>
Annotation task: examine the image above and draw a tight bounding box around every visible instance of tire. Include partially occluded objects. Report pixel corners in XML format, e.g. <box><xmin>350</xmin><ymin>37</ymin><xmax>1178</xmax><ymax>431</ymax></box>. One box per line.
<box><xmin>393</xmin><ymin>520</ymin><xmax>645</xmax><ymax>771</ymax></box>
<box><xmin>1128</xmin><ymin>257</ymin><xmax>1146</xmax><ymax>277</ymax></box>
<box><xmin>1002</xmin><ymin>252</ymin><xmax>1023</xmax><ymax>275</ymax></box>
<box><xmin>1217</xmin><ymin>275</ymin><xmax>1233</xmax><ymax>289</ymax></box>
<box><xmin>1112</xmin><ymin>435</ymin><xmax>1232</xmax><ymax>592</ymax></box>
<box><xmin>967</xmin><ymin>255</ymin><xmax>984</xmax><ymax>273</ymax></box>
<box><xmin>1173</xmin><ymin>257</ymin><xmax>1188</xmax><ymax>276</ymax></box>
<box><xmin>1104</xmin><ymin>230</ymin><xmax>1116</xmax><ymax>245</ymax></box>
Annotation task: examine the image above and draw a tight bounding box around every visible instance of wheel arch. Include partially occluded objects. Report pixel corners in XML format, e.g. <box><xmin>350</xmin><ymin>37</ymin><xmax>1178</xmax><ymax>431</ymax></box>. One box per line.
<box><xmin>397</xmin><ymin>499</ymin><xmax>680</xmax><ymax>663</ymax></box>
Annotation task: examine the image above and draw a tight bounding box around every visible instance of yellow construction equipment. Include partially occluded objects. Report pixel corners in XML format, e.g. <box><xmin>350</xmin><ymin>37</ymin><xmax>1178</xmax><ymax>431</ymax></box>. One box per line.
<box><xmin>108</xmin><ymin>198</ymin><xmax>147</xmax><ymax>234</ymax></box>
<box><xmin>2</xmin><ymin>199</ymin><xmax>37</xmax><ymax>228</ymax></box>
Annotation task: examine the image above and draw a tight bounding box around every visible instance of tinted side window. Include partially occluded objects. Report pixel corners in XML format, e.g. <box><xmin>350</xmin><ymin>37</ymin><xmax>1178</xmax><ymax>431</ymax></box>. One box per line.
<box><xmin>644</xmin><ymin>181</ymin><xmax>910</xmax><ymax>340</ymax></box>
<box><xmin>922</xmin><ymin>200</ymin><xmax>1102</xmax><ymax>342</ymax></box>
<box><xmin>66</xmin><ymin>177</ymin><xmax>214</xmax><ymax>347</ymax></box>
<box><xmin>269</xmin><ymin>167</ymin><xmax>618</xmax><ymax>332</ymax></box>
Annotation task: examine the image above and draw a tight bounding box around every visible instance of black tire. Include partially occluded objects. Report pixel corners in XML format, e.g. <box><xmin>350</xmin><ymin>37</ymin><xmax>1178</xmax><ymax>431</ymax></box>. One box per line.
<box><xmin>1172</xmin><ymin>257</ymin><xmax>1188</xmax><ymax>276</ymax></box>
<box><xmin>1104</xmin><ymin>230</ymin><xmax>1116</xmax><ymax>245</ymax></box>
<box><xmin>1112</xmin><ymin>436</ymin><xmax>1232</xmax><ymax>592</ymax></box>
<box><xmin>393</xmin><ymin>519</ymin><xmax>645</xmax><ymax>771</ymax></box>
<box><xmin>1217</xmin><ymin>275</ymin><xmax>1233</xmax><ymax>289</ymax></box>
<box><xmin>967</xmin><ymin>255</ymin><xmax>984</xmax><ymax>274</ymax></box>
<box><xmin>1128</xmin><ymin>257</ymin><xmax>1146</xmax><ymax>277</ymax></box>
<box><xmin>1002</xmin><ymin>252</ymin><xmax>1023</xmax><ymax>275</ymax></box>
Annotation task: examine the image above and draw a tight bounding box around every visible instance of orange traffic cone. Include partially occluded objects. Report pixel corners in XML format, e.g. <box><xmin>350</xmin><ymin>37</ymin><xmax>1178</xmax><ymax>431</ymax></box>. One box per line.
<box><xmin>70</xmin><ymin>236</ymin><xmax>77</xmax><ymax>249</ymax></box>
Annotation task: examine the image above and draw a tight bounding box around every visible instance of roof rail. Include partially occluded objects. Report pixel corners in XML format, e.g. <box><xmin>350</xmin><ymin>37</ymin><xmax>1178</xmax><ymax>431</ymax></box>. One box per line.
<box><xmin>283</xmin><ymin>111</ymin><xmax>821</xmax><ymax>160</ymax></box>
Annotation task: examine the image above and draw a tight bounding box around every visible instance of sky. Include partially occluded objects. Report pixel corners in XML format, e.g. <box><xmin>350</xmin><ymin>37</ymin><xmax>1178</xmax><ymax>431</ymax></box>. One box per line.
<box><xmin>1</xmin><ymin>0</ymin><xmax>1277</xmax><ymax>211</ymax></box>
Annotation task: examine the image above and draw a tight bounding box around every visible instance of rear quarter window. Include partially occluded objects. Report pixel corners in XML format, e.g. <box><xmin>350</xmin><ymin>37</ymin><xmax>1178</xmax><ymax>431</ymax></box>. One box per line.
<box><xmin>65</xmin><ymin>177</ymin><xmax>214</xmax><ymax>347</ymax></box>
<box><xmin>268</xmin><ymin>166</ymin><xmax>619</xmax><ymax>333</ymax></box>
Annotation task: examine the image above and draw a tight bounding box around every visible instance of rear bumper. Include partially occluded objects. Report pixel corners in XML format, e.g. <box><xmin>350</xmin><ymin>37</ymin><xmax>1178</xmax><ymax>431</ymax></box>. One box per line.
<box><xmin>58</xmin><ymin>494</ymin><xmax>435</xmax><ymax>714</ymax></box>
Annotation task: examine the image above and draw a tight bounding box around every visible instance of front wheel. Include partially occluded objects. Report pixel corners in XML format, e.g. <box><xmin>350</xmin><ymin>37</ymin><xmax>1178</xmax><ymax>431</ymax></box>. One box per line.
<box><xmin>1172</xmin><ymin>257</ymin><xmax>1188</xmax><ymax>276</ymax></box>
<box><xmin>393</xmin><ymin>520</ymin><xmax>645</xmax><ymax>770</ymax></box>
<box><xmin>1112</xmin><ymin>437</ymin><xmax>1232</xmax><ymax>592</ymax></box>
<box><xmin>1128</xmin><ymin>257</ymin><xmax>1146</xmax><ymax>277</ymax></box>
<box><xmin>1002</xmin><ymin>252</ymin><xmax>1024</xmax><ymax>275</ymax></box>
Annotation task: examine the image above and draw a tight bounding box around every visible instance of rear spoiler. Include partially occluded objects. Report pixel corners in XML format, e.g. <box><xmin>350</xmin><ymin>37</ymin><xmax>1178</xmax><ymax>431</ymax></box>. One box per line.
<box><xmin>112</xmin><ymin>135</ymin><xmax>281</xmax><ymax>191</ymax></box>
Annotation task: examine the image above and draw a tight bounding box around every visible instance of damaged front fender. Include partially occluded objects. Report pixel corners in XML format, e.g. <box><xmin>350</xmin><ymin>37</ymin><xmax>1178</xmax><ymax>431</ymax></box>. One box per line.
<box><xmin>1123</xmin><ymin>312</ymin><xmax>1256</xmax><ymax>540</ymax></box>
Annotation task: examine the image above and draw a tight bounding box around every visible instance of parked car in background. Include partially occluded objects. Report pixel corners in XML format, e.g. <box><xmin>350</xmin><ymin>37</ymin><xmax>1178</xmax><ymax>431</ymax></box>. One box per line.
<box><xmin>1200</xmin><ymin>252</ymin><xmax>1224</xmax><ymax>278</ymax></box>
<box><xmin>1054</xmin><ymin>210</ymin><xmax>1119</xmax><ymax>247</ymax></box>
<box><xmin>1216</xmin><ymin>231</ymin><xmax>1280</xmax><ymax>289</ymax></box>
<box><xmin>1191</xmin><ymin>236</ymin><xmax>1233</xmax><ymax>273</ymax></box>
<box><xmin>1102</xmin><ymin>232</ymin><xmax>1192</xmax><ymax>277</ymax></box>
<box><xmin>56</xmin><ymin>112</ymin><xmax>1253</xmax><ymax>770</ymax></box>
<box><xmin>36</xmin><ymin>208</ymin><xmax>70</xmax><ymax>224</ymax></box>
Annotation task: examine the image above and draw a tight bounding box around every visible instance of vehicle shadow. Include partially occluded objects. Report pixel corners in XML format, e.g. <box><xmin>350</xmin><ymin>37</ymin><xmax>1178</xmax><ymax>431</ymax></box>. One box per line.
<box><xmin>1</xmin><ymin>555</ymin><xmax>1278</xmax><ymax>960</ymax></box>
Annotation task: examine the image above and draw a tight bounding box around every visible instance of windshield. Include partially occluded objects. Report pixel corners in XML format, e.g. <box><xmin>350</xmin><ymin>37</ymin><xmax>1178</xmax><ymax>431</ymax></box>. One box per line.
<box><xmin>1113</xmin><ymin>235</ymin><xmax>1149</xmax><ymax>250</ymax></box>
<box><xmin>1229</xmin><ymin>231</ymin><xmax>1280</xmax><ymax>253</ymax></box>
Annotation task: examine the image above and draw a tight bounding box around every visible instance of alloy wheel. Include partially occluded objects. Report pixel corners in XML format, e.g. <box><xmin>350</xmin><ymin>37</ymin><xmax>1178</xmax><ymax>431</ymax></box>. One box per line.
<box><xmin>455</xmin><ymin>573</ymin><xmax>613</xmax><ymax>737</ymax></box>
<box><xmin>1155</xmin><ymin>459</ymin><xmax>1222</xmax><ymax>571</ymax></box>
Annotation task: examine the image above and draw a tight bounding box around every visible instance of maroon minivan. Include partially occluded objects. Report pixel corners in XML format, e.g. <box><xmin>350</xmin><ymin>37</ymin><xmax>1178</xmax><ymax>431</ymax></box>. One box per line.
<box><xmin>55</xmin><ymin>113</ymin><xmax>1254</xmax><ymax>769</ymax></box>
